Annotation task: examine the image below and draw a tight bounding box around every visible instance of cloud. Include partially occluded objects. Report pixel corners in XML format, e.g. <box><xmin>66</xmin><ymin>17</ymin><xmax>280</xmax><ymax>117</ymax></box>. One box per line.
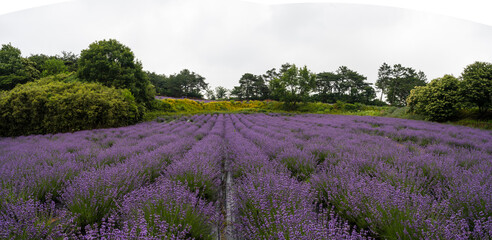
<box><xmin>1</xmin><ymin>0</ymin><xmax>491</xmax><ymax>90</ymax></box>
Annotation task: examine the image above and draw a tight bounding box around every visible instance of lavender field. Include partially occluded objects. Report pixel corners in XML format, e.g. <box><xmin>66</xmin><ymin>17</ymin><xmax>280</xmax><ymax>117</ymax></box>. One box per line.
<box><xmin>0</xmin><ymin>113</ymin><xmax>491</xmax><ymax>239</ymax></box>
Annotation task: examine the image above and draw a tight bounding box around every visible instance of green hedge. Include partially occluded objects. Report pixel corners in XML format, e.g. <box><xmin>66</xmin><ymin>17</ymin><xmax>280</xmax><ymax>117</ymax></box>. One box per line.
<box><xmin>407</xmin><ymin>75</ymin><xmax>461</xmax><ymax>122</ymax></box>
<box><xmin>0</xmin><ymin>74</ymin><xmax>141</xmax><ymax>136</ymax></box>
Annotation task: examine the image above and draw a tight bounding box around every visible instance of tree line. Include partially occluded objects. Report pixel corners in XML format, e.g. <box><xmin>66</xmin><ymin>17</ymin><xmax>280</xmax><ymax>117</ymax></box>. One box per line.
<box><xmin>0</xmin><ymin>40</ymin><xmax>429</xmax><ymax>107</ymax></box>
<box><xmin>222</xmin><ymin>62</ymin><xmax>426</xmax><ymax>107</ymax></box>
<box><xmin>407</xmin><ymin>62</ymin><xmax>491</xmax><ymax>121</ymax></box>
<box><xmin>1</xmin><ymin>39</ymin><xmax>490</xmax><ymax>125</ymax></box>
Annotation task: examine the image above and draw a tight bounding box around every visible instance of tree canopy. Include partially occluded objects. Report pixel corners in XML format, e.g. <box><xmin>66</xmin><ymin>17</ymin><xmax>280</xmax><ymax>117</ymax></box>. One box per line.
<box><xmin>148</xmin><ymin>69</ymin><xmax>208</xmax><ymax>99</ymax></box>
<box><xmin>407</xmin><ymin>75</ymin><xmax>461</xmax><ymax>121</ymax></box>
<box><xmin>77</xmin><ymin>39</ymin><xmax>154</xmax><ymax>107</ymax></box>
<box><xmin>376</xmin><ymin>63</ymin><xmax>427</xmax><ymax>106</ymax></box>
<box><xmin>232</xmin><ymin>73</ymin><xmax>269</xmax><ymax>100</ymax></box>
<box><xmin>0</xmin><ymin>43</ymin><xmax>39</xmax><ymax>90</ymax></box>
<box><xmin>215</xmin><ymin>86</ymin><xmax>228</xmax><ymax>99</ymax></box>
<box><xmin>460</xmin><ymin>61</ymin><xmax>492</xmax><ymax>113</ymax></box>
<box><xmin>314</xmin><ymin>66</ymin><xmax>376</xmax><ymax>104</ymax></box>
<box><xmin>269</xmin><ymin>64</ymin><xmax>316</xmax><ymax>105</ymax></box>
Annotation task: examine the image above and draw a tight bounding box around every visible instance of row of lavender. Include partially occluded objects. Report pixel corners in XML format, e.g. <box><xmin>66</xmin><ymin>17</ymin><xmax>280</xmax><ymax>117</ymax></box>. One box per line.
<box><xmin>0</xmin><ymin>113</ymin><xmax>491</xmax><ymax>239</ymax></box>
<box><xmin>224</xmin><ymin>114</ymin><xmax>367</xmax><ymax>239</ymax></box>
<box><xmin>231</xmin><ymin>114</ymin><xmax>491</xmax><ymax>239</ymax></box>
<box><xmin>0</xmin><ymin>114</ymin><xmax>223</xmax><ymax>239</ymax></box>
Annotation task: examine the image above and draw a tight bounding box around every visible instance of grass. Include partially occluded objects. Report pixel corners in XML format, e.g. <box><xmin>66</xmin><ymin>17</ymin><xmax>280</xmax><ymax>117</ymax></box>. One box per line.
<box><xmin>448</xmin><ymin>118</ymin><xmax>492</xmax><ymax>130</ymax></box>
<box><xmin>145</xmin><ymin>99</ymin><xmax>491</xmax><ymax>130</ymax></box>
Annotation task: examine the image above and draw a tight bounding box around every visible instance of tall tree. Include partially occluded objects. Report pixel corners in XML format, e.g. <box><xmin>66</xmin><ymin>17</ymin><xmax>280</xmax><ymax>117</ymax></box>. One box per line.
<box><xmin>0</xmin><ymin>43</ymin><xmax>39</xmax><ymax>90</ymax></box>
<box><xmin>167</xmin><ymin>69</ymin><xmax>208</xmax><ymax>98</ymax></box>
<box><xmin>205</xmin><ymin>87</ymin><xmax>215</xmax><ymax>100</ymax></box>
<box><xmin>315</xmin><ymin>67</ymin><xmax>375</xmax><ymax>104</ymax></box>
<box><xmin>271</xmin><ymin>64</ymin><xmax>316</xmax><ymax>105</ymax></box>
<box><xmin>146</xmin><ymin>71</ymin><xmax>168</xmax><ymax>96</ymax></box>
<box><xmin>236</xmin><ymin>73</ymin><xmax>269</xmax><ymax>100</ymax></box>
<box><xmin>460</xmin><ymin>61</ymin><xmax>492</xmax><ymax>113</ymax></box>
<box><xmin>376</xmin><ymin>63</ymin><xmax>427</xmax><ymax>106</ymax></box>
<box><xmin>40</xmin><ymin>58</ymin><xmax>67</xmax><ymax>77</ymax></box>
<box><xmin>316</xmin><ymin>72</ymin><xmax>338</xmax><ymax>95</ymax></box>
<box><xmin>215</xmin><ymin>86</ymin><xmax>228</xmax><ymax>99</ymax></box>
<box><xmin>77</xmin><ymin>39</ymin><xmax>155</xmax><ymax>107</ymax></box>
<box><xmin>262</xmin><ymin>63</ymin><xmax>293</xmax><ymax>101</ymax></box>
<box><xmin>60</xmin><ymin>51</ymin><xmax>79</xmax><ymax>72</ymax></box>
<box><xmin>375</xmin><ymin>62</ymin><xmax>391</xmax><ymax>101</ymax></box>
<box><xmin>230</xmin><ymin>86</ymin><xmax>244</xmax><ymax>100</ymax></box>
<box><xmin>336</xmin><ymin>66</ymin><xmax>373</xmax><ymax>102</ymax></box>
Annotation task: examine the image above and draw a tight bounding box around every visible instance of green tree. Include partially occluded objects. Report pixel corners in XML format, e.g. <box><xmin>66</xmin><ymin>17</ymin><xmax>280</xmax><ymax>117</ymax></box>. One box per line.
<box><xmin>28</xmin><ymin>54</ymin><xmax>51</xmax><ymax>73</ymax></box>
<box><xmin>0</xmin><ymin>43</ymin><xmax>39</xmax><ymax>90</ymax></box>
<box><xmin>236</xmin><ymin>73</ymin><xmax>269</xmax><ymax>100</ymax></box>
<box><xmin>316</xmin><ymin>72</ymin><xmax>338</xmax><ymax>95</ymax></box>
<box><xmin>376</xmin><ymin>63</ymin><xmax>427</xmax><ymax>106</ymax></box>
<box><xmin>460</xmin><ymin>61</ymin><xmax>492</xmax><ymax>113</ymax></box>
<box><xmin>166</xmin><ymin>69</ymin><xmax>208</xmax><ymax>98</ymax></box>
<box><xmin>271</xmin><ymin>64</ymin><xmax>316</xmax><ymax>106</ymax></box>
<box><xmin>314</xmin><ymin>67</ymin><xmax>375</xmax><ymax>104</ymax></box>
<box><xmin>407</xmin><ymin>75</ymin><xmax>461</xmax><ymax>121</ymax></box>
<box><xmin>146</xmin><ymin>71</ymin><xmax>168</xmax><ymax>96</ymax></box>
<box><xmin>41</xmin><ymin>58</ymin><xmax>67</xmax><ymax>77</ymax></box>
<box><xmin>262</xmin><ymin>64</ymin><xmax>293</xmax><ymax>101</ymax></box>
<box><xmin>336</xmin><ymin>66</ymin><xmax>375</xmax><ymax>103</ymax></box>
<box><xmin>375</xmin><ymin>62</ymin><xmax>392</xmax><ymax>102</ymax></box>
<box><xmin>205</xmin><ymin>87</ymin><xmax>215</xmax><ymax>100</ymax></box>
<box><xmin>238</xmin><ymin>73</ymin><xmax>255</xmax><ymax>99</ymax></box>
<box><xmin>215</xmin><ymin>86</ymin><xmax>228</xmax><ymax>99</ymax></box>
<box><xmin>230</xmin><ymin>86</ymin><xmax>244</xmax><ymax>100</ymax></box>
<box><xmin>60</xmin><ymin>51</ymin><xmax>79</xmax><ymax>72</ymax></box>
<box><xmin>77</xmin><ymin>39</ymin><xmax>154</xmax><ymax>107</ymax></box>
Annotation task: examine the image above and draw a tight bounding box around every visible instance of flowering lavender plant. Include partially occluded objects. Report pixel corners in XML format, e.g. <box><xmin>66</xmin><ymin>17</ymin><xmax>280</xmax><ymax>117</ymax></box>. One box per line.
<box><xmin>0</xmin><ymin>113</ymin><xmax>490</xmax><ymax>239</ymax></box>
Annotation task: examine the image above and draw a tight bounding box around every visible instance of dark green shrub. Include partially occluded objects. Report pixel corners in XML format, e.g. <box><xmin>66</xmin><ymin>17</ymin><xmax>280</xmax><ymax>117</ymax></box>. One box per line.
<box><xmin>407</xmin><ymin>75</ymin><xmax>461</xmax><ymax>121</ymax></box>
<box><xmin>77</xmin><ymin>39</ymin><xmax>155</xmax><ymax>107</ymax></box>
<box><xmin>460</xmin><ymin>61</ymin><xmax>492</xmax><ymax>113</ymax></box>
<box><xmin>344</xmin><ymin>103</ymin><xmax>358</xmax><ymax>112</ymax></box>
<box><xmin>151</xmin><ymin>99</ymin><xmax>176</xmax><ymax>112</ymax></box>
<box><xmin>0</xmin><ymin>74</ymin><xmax>141</xmax><ymax>136</ymax></box>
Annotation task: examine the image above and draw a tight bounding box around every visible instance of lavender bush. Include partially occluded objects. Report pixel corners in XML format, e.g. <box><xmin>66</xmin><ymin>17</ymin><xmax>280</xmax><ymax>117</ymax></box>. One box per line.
<box><xmin>0</xmin><ymin>113</ymin><xmax>490</xmax><ymax>239</ymax></box>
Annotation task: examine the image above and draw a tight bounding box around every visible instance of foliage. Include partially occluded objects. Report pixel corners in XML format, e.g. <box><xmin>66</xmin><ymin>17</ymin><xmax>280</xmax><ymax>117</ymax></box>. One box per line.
<box><xmin>376</xmin><ymin>63</ymin><xmax>427</xmax><ymax>106</ymax></box>
<box><xmin>1</xmin><ymin>114</ymin><xmax>491</xmax><ymax>238</ymax></box>
<box><xmin>40</xmin><ymin>58</ymin><xmax>67</xmax><ymax>77</ymax></box>
<box><xmin>169</xmin><ymin>69</ymin><xmax>208</xmax><ymax>99</ymax></box>
<box><xmin>0</xmin><ymin>43</ymin><xmax>40</xmax><ymax>90</ymax></box>
<box><xmin>147</xmin><ymin>70</ymin><xmax>208</xmax><ymax>99</ymax></box>
<box><xmin>77</xmin><ymin>39</ymin><xmax>154</xmax><ymax>107</ymax></box>
<box><xmin>29</xmin><ymin>51</ymin><xmax>78</xmax><ymax>74</ymax></box>
<box><xmin>407</xmin><ymin>75</ymin><xmax>462</xmax><ymax>121</ymax></box>
<box><xmin>460</xmin><ymin>61</ymin><xmax>492</xmax><ymax>113</ymax></box>
<box><xmin>0</xmin><ymin>74</ymin><xmax>141</xmax><ymax>136</ymax></box>
<box><xmin>214</xmin><ymin>86</ymin><xmax>228</xmax><ymax>99</ymax></box>
<box><xmin>314</xmin><ymin>66</ymin><xmax>376</xmax><ymax>104</ymax></box>
<box><xmin>59</xmin><ymin>51</ymin><xmax>79</xmax><ymax>72</ymax></box>
<box><xmin>28</xmin><ymin>54</ymin><xmax>51</xmax><ymax>73</ymax></box>
<box><xmin>270</xmin><ymin>64</ymin><xmax>316</xmax><ymax>106</ymax></box>
<box><xmin>232</xmin><ymin>73</ymin><xmax>269</xmax><ymax>100</ymax></box>
<box><xmin>205</xmin><ymin>87</ymin><xmax>215</xmax><ymax>100</ymax></box>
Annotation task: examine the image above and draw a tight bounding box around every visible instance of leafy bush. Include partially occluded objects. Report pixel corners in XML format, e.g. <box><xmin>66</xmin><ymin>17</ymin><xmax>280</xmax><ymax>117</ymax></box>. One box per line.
<box><xmin>40</xmin><ymin>58</ymin><xmax>68</xmax><ymax>77</ymax></box>
<box><xmin>460</xmin><ymin>61</ymin><xmax>492</xmax><ymax>113</ymax></box>
<box><xmin>77</xmin><ymin>39</ymin><xmax>155</xmax><ymax>107</ymax></box>
<box><xmin>151</xmin><ymin>99</ymin><xmax>176</xmax><ymax>112</ymax></box>
<box><xmin>407</xmin><ymin>75</ymin><xmax>461</xmax><ymax>121</ymax></box>
<box><xmin>0</xmin><ymin>44</ymin><xmax>40</xmax><ymax>90</ymax></box>
<box><xmin>0</xmin><ymin>74</ymin><xmax>141</xmax><ymax>136</ymax></box>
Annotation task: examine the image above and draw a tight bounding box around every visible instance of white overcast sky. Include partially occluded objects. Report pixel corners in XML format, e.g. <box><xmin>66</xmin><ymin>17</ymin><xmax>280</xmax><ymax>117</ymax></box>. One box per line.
<box><xmin>1</xmin><ymin>0</ymin><xmax>492</xmax><ymax>90</ymax></box>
